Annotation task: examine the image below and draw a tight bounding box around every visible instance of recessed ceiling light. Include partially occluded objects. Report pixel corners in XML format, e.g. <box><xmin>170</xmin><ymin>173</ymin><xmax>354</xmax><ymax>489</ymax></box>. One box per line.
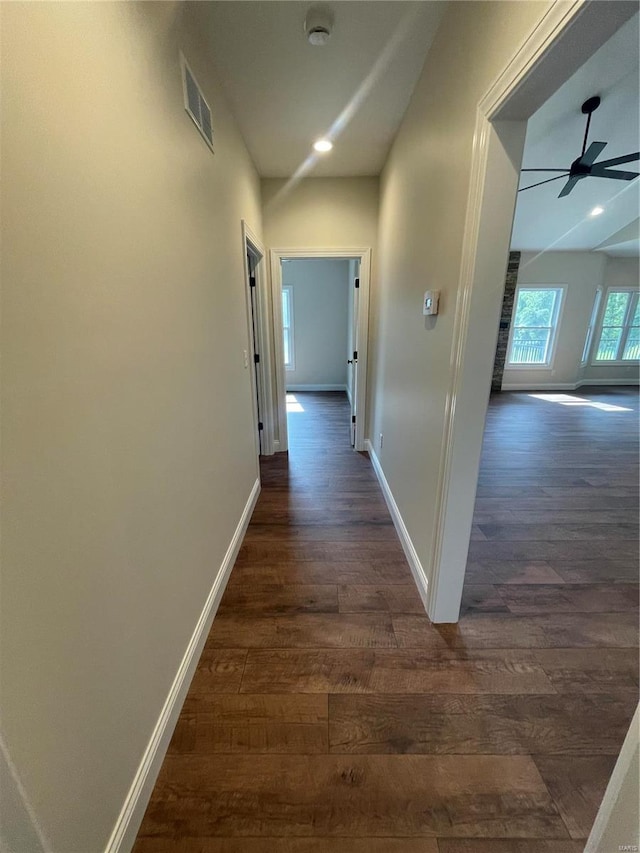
<box><xmin>313</xmin><ymin>139</ymin><xmax>333</xmax><ymax>153</ymax></box>
<box><xmin>590</xmin><ymin>206</ymin><xmax>604</xmax><ymax>216</ymax></box>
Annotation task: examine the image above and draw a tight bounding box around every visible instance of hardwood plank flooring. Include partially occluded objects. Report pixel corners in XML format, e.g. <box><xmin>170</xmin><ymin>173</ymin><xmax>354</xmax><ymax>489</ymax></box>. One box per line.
<box><xmin>134</xmin><ymin>389</ymin><xmax>638</xmax><ymax>850</ymax></box>
<box><xmin>134</xmin><ymin>841</ymin><xmax>440</xmax><ymax>853</ymax></box>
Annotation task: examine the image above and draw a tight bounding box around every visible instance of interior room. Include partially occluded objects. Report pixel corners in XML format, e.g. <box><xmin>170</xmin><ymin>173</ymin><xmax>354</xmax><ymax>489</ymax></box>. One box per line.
<box><xmin>1</xmin><ymin>2</ymin><xmax>638</xmax><ymax>852</ymax></box>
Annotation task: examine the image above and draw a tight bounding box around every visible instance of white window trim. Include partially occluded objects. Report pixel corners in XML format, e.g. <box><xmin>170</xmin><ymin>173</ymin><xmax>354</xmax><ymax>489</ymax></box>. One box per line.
<box><xmin>282</xmin><ymin>285</ymin><xmax>295</xmax><ymax>371</ymax></box>
<box><xmin>506</xmin><ymin>284</ymin><xmax>566</xmax><ymax>370</ymax></box>
<box><xmin>591</xmin><ymin>287</ymin><xmax>640</xmax><ymax>365</ymax></box>
<box><xmin>581</xmin><ymin>288</ymin><xmax>602</xmax><ymax>365</ymax></box>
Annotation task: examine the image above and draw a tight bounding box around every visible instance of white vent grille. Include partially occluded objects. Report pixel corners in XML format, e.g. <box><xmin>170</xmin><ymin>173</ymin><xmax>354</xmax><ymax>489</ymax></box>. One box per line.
<box><xmin>180</xmin><ymin>54</ymin><xmax>214</xmax><ymax>151</ymax></box>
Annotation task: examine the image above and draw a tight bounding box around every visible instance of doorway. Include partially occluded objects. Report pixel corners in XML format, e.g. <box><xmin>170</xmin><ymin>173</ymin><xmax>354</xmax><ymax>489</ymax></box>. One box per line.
<box><xmin>270</xmin><ymin>248</ymin><xmax>371</xmax><ymax>453</ymax></box>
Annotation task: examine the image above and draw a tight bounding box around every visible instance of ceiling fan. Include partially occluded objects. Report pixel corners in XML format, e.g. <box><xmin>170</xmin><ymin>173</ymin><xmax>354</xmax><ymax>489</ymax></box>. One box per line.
<box><xmin>519</xmin><ymin>96</ymin><xmax>639</xmax><ymax>197</ymax></box>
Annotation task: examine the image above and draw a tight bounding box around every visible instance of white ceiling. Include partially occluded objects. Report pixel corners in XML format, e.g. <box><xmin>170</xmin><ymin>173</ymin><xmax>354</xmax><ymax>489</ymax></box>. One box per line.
<box><xmin>198</xmin><ymin>1</ymin><xmax>445</xmax><ymax>177</ymax></box>
<box><xmin>511</xmin><ymin>13</ymin><xmax>640</xmax><ymax>255</ymax></box>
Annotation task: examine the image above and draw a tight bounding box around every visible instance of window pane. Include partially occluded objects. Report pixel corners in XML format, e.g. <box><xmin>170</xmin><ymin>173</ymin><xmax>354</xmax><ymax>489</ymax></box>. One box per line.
<box><xmin>510</xmin><ymin>327</ymin><xmax>551</xmax><ymax>364</ymax></box>
<box><xmin>622</xmin><ymin>326</ymin><xmax>640</xmax><ymax>361</ymax></box>
<box><xmin>283</xmin><ymin>330</ymin><xmax>290</xmax><ymax>365</ymax></box>
<box><xmin>631</xmin><ymin>299</ymin><xmax>640</xmax><ymax>327</ymax></box>
<box><xmin>513</xmin><ymin>289</ymin><xmax>557</xmax><ymax>328</ymax></box>
<box><xmin>602</xmin><ymin>291</ymin><xmax>630</xmax><ymax>326</ymax></box>
<box><xmin>282</xmin><ymin>290</ymin><xmax>290</xmax><ymax>327</ymax></box>
<box><xmin>596</xmin><ymin>327</ymin><xmax>623</xmax><ymax>360</ymax></box>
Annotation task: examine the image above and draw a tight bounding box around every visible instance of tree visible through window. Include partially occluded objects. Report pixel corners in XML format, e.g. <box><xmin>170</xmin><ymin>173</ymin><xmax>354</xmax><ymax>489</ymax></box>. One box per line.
<box><xmin>594</xmin><ymin>290</ymin><xmax>639</xmax><ymax>362</ymax></box>
<box><xmin>508</xmin><ymin>287</ymin><xmax>563</xmax><ymax>366</ymax></box>
<box><xmin>282</xmin><ymin>286</ymin><xmax>294</xmax><ymax>370</ymax></box>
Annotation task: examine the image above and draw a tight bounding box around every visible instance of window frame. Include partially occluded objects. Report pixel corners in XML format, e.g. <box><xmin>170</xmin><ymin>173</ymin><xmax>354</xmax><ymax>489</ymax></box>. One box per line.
<box><xmin>591</xmin><ymin>287</ymin><xmax>640</xmax><ymax>364</ymax></box>
<box><xmin>581</xmin><ymin>288</ymin><xmax>602</xmax><ymax>365</ymax></box>
<box><xmin>282</xmin><ymin>285</ymin><xmax>295</xmax><ymax>371</ymax></box>
<box><xmin>506</xmin><ymin>284</ymin><xmax>566</xmax><ymax>369</ymax></box>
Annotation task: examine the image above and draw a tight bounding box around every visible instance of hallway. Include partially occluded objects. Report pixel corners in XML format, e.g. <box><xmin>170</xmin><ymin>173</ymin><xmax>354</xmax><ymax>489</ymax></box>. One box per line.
<box><xmin>134</xmin><ymin>390</ymin><xmax>637</xmax><ymax>851</ymax></box>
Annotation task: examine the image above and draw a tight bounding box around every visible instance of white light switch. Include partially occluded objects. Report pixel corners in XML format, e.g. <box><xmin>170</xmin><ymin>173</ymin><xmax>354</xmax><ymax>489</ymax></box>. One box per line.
<box><xmin>423</xmin><ymin>290</ymin><xmax>440</xmax><ymax>316</ymax></box>
<box><xmin>243</xmin><ymin>350</ymin><xmax>249</xmax><ymax>368</ymax></box>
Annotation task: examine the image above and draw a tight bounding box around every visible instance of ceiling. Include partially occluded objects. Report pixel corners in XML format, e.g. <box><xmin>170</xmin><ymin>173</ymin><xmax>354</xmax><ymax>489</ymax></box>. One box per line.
<box><xmin>511</xmin><ymin>13</ymin><xmax>640</xmax><ymax>255</ymax></box>
<box><xmin>197</xmin><ymin>1</ymin><xmax>445</xmax><ymax>177</ymax></box>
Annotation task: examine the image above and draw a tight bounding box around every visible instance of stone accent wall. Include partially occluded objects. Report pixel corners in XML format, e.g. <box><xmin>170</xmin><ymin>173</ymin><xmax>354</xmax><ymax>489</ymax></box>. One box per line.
<box><xmin>491</xmin><ymin>251</ymin><xmax>521</xmax><ymax>391</ymax></box>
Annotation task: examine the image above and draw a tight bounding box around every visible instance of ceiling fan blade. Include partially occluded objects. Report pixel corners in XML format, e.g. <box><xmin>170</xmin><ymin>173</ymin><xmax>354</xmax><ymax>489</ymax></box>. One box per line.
<box><xmin>520</xmin><ymin>168</ymin><xmax>570</xmax><ymax>173</ymax></box>
<box><xmin>580</xmin><ymin>141</ymin><xmax>607</xmax><ymax>166</ymax></box>
<box><xmin>558</xmin><ymin>175</ymin><xmax>583</xmax><ymax>198</ymax></box>
<box><xmin>518</xmin><ymin>174</ymin><xmax>569</xmax><ymax>192</ymax></box>
<box><xmin>593</xmin><ymin>152</ymin><xmax>640</xmax><ymax>169</ymax></box>
<box><xmin>589</xmin><ymin>167</ymin><xmax>639</xmax><ymax>181</ymax></box>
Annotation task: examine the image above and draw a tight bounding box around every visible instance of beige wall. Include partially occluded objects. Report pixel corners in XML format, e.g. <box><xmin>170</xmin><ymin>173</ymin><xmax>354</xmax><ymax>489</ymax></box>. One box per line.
<box><xmin>261</xmin><ymin>178</ymin><xmax>379</xmax><ymax>249</ymax></box>
<box><xmin>367</xmin><ymin>1</ymin><xmax>551</xmax><ymax>589</ymax></box>
<box><xmin>1</xmin><ymin>2</ymin><xmax>262</xmax><ymax>850</ymax></box>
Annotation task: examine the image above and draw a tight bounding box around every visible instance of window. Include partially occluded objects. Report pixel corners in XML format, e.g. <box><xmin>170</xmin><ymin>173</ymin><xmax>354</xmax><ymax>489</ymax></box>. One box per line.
<box><xmin>507</xmin><ymin>287</ymin><xmax>564</xmax><ymax>366</ymax></box>
<box><xmin>282</xmin><ymin>286</ymin><xmax>294</xmax><ymax>370</ymax></box>
<box><xmin>582</xmin><ymin>289</ymin><xmax>602</xmax><ymax>364</ymax></box>
<box><xmin>594</xmin><ymin>289</ymin><xmax>640</xmax><ymax>362</ymax></box>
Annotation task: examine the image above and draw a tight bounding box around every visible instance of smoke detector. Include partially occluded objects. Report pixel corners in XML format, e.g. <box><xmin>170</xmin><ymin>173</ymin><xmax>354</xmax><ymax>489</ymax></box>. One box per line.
<box><xmin>304</xmin><ymin>6</ymin><xmax>333</xmax><ymax>46</ymax></box>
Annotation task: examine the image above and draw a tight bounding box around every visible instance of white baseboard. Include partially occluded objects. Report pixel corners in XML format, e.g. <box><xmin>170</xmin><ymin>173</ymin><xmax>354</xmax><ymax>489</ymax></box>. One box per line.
<box><xmin>285</xmin><ymin>384</ymin><xmax>347</xmax><ymax>392</ymax></box>
<box><xmin>501</xmin><ymin>382</ymin><xmax>576</xmax><ymax>391</ymax></box>
<box><xmin>365</xmin><ymin>440</ymin><xmax>429</xmax><ymax>614</ymax></box>
<box><xmin>345</xmin><ymin>384</ymin><xmax>352</xmax><ymax>406</ymax></box>
<box><xmin>104</xmin><ymin>478</ymin><xmax>261</xmax><ymax>853</ymax></box>
<box><xmin>577</xmin><ymin>378</ymin><xmax>639</xmax><ymax>388</ymax></box>
<box><xmin>501</xmin><ymin>379</ymin><xmax>639</xmax><ymax>392</ymax></box>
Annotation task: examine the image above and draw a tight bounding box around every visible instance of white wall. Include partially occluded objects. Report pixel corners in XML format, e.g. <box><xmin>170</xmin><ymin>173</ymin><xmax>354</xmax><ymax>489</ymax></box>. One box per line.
<box><xmin>367</xmin><ymin>0</ymin><xmax>552</xmax><ymax>600</ymax></box>
<box><xmin>1</xmin><ymin>3</ymin><xmax>262</xmax><ymax>850</ymax></box>
<box><xmin>501</xmin><ymin>253</ymin><xmax>639</xmax><ymax>389</ymax></box>
<box><xmin>283</xmin><ymin>259</ymin><xmax>350</xmax><ymax>389</ymax></box>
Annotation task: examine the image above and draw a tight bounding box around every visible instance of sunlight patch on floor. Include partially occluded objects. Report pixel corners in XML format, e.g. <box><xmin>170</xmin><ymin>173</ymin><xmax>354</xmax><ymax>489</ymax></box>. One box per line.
<box><xmin>529</xmin><ymin>393</ymin><xmax>632</xmax><ymax>412</ymax></box>
<box><xmin>286</xmin><ymin>393</ymin><xmax>305</xmax><ymax>413</ymax></box>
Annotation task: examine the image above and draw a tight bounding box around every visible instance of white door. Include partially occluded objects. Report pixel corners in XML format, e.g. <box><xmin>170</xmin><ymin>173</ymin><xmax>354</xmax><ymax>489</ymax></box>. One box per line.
<box><xmin>348</xmin><ymin>268</ymin><xmax>360</xmax><ymax>447</ymax></box>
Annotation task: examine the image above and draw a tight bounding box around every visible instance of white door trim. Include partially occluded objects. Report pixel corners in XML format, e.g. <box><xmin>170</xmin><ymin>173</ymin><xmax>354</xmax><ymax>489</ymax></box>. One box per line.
<box><xmin>242</xmin><ymin>221</ymin><xmax>276</xmax><ymax>456</ymax></box>
<box><xmin>426</xmin><ymin>0</ymin><xmax>637</xmax><ymax>622</ymax></box>
<box><xmin>269</xmin><ymin>248</ymin><xmax>372</xmax><ymax>452</ymax></box>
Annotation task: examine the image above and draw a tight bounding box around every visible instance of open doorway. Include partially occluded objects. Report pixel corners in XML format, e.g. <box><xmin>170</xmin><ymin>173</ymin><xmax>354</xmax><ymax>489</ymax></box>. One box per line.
<box><xmin>279</xmin><ymin>257</ymin><xmax>360</xmax><ymax>455</ymax></box>
<box><xmin>270</xmin><ymin>248</ymin><xmax>371</xmax><ymax>453</ymax></box>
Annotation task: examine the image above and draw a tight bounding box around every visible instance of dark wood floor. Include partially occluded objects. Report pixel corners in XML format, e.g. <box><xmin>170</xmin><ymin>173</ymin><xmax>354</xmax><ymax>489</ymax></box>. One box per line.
<box><xmin>134</xmin><ymin>389</ymin><xmax>639</xmax><ymax>852</ymax></box>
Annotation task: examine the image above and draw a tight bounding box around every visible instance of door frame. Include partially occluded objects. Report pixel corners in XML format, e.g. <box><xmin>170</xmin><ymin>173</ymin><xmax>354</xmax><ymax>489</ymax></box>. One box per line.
<box><xmin>269</xmin><ymin>247</ymin><xmax>372</xmax><ymax>452</ymax></box>
<box><xmin>427</xmin><ymin>0</ymin><xmax>638</xmax><ymax>623</ymax></box>
<box><xmin>242</xmin><ymin>221</ymin><xmax>276</xmax><ymax>456</ymax></box>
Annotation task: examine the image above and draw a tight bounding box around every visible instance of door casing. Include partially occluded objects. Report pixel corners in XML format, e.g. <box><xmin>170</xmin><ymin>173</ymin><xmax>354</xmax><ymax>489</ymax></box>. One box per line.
<box><xmin>269</xmin><ymin>248</ymin><xmax>372</xmax><ymax>452</ymax></box>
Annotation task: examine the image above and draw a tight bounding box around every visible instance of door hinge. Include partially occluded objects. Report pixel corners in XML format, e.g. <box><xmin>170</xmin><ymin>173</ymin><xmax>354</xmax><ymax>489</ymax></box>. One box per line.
<box><xmin>249</xmin><ymin>276</ymin><xmax>256</xmax><ymax>288</ymax></box>
<box><xmin>254</xmin><ymin>353</ymin><xmax>260</xmax><ymax>364</ymax></box>
<box><xmin>354</xmin><ymin>277</ymin><xmax>360</xmax><ymax>289</ymax></box>
<box><xmin>258</xmin><ymin>421</ymin><xmax>264</xmax><ymax>431</ymax></box>
<box><xmin>352</xmin><ymin>415</ymin><xmax>356</xmax><ymax>424</ymax></box>
<box><xmin>353</xmin><ymin>350</ymin><xmax>358</xmax><ymax>360</ymax></box>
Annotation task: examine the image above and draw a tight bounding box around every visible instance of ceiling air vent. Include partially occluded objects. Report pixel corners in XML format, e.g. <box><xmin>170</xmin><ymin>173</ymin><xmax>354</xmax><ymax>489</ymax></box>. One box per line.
<box><xmin>180</xmin><ymin>53</ymin><xmax>214</xmax><ymax>152</ymax></box>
